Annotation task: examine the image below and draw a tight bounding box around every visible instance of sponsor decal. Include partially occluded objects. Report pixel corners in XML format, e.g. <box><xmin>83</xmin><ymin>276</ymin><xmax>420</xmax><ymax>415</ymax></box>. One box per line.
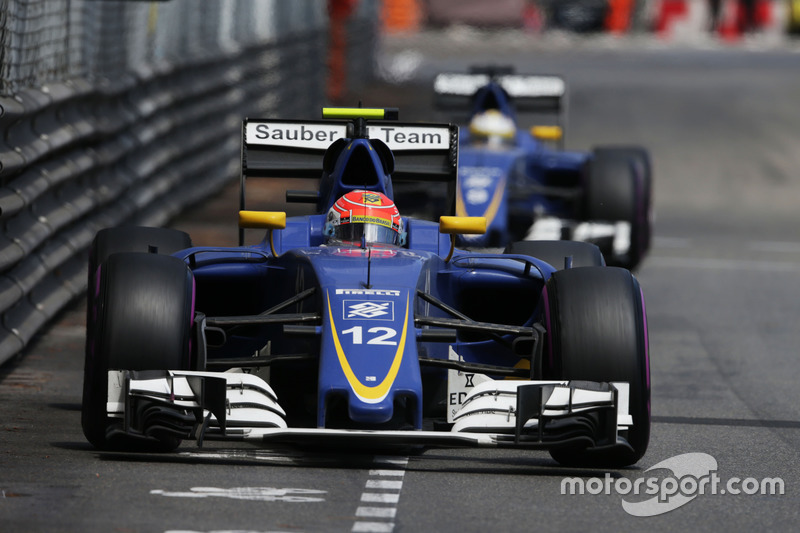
<box><xmin>336</xmin><ymin>289</ymin><xmax>401</xmax><ymax>296</ymax></box>
<box><xmin>456</xmin><ymin>166</ymin><xmax>506</xmax><ymax>224</ymax></box>
<box><xmin>499</xmin><ymin>74</ymin><xmax>565</xmax><ymax>98</ymax></box>
<box><xmin>434</xmin><ymin>73</ymin><xmax>565</xmax><ymax>98</ymax></box>
<box><xmin>246</xmin><ymin>122</ymin><xmax>449</xmax><ymax>150</ymax></box>
<box><xmin>344</xmin><ymin>300</ymin><xmax>394</xmax><ymax>320</ymax></box>
<box><xmin>447</xmin><ymin>346</ymin><xmax>491</xmax><ymax>423</ymax></box>
<box><xmin>350</xmin><ymin>214</ymin><xmax>393</xmax><ymax>229</ymax></box>
<box><xmin>434</xmin><ymin>73</ymin><xmax>491</xmax><ymax>95</ymax></box>
<box><xmin>247</xmin><ymin>122</ymin><xmax>343</xmax><ymax>149</ymax></box>
<box><xmin>331</xmin><ymin>248</ymin><xmax>398</xmax><ymax>258</ymax></box>
<box><xmin>363</xmin><ymin>192</ymin><xmax>382</xmax><ymax>205</ymax></box>
<box><xmin>370</xmin><ymin>126</ymin><xmax>447</xmax><ymax>149</ymax></box>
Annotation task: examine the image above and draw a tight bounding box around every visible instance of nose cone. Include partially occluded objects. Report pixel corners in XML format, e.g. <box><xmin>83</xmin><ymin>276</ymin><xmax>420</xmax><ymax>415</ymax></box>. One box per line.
<box><xmin>316</xmin><ymin>277</ymin><xmax>423</xmax><ymax>429</ymax></box>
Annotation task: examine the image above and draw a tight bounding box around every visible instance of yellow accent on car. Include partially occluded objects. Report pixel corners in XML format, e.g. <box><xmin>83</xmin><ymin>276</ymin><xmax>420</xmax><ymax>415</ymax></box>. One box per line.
<box><xmin>327</xmin><ymin>292</ymin><xmax>409</xmax><ymax>403</ymax></box>
<box><xmin>455</xmin><ymin>176</ymin><xmax>506</xmax><ymax>228</ymax></box>
<box><xmin>530</xmin><ymin>125</ymin><xmax>563</xmax><ymax>142</ymax></box>
<box><xmin>238</xmin><ymin>211</ymin><xmax>286</xmax><ymax>230</ymax></box>
<box><xmin>505</xmin><ymin>358</ymin><xmax>530</xmax><ymax>381</ymax></box>
<box><xmin>323</xmin><ymin>108</ymin><xmax>397</xmax><ymax>120</ymax></box>
<box><xmin>439</xmin><ymin>216</ymin><xmax>487</xmax><ymax>235</ymax></box>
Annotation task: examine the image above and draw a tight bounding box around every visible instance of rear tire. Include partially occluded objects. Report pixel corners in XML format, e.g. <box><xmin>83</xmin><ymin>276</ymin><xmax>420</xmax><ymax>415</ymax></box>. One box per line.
<box><xmin>504</xmin><ymin>240</ymin><xmax>605</xmax><ymax>269</ymax></box>
<box><xmin>584</xmin><ymin>147</ymin><xmax>652</xmax><ymax>270</ymax></box>
<box><xmin>543</xmin><ymin>266</ymin><xmax>650</xmax><ymax>467</ymax></box>
<box><xmin>82</xmin><ymin>252</ymin><xmax>195</xmax><ymax>451</ymax></box>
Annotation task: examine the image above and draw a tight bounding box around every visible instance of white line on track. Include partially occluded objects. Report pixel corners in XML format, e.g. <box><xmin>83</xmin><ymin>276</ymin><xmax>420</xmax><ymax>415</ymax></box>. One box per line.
<box><xmin>361</xmin><ymin>492</ymin><xmax>401</xmax><ymax>503</ymax></box>
<box><xmin>352</xmin><ymin>458</ymin><xmax>408</xmax><ymax>533</ymax></box>
<box><xmin>353</xmin><ymin>522</ymin><xmax>396</xmax><ymax>533</ymax></box>
<box><xmin>357</xmin><ymin>506</ymin><xmax>398</xmax><ymax>518</ymax></box>
<box><xmin>365</xmin><ymin>479</ymin><xmax>404</xmax><ymax>490</ymax></box>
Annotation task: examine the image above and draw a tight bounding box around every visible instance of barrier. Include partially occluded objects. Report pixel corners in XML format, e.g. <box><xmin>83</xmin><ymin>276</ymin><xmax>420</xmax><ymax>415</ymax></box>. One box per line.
<box><xmin>0</xmin><ymin>0</ymin><xmax>379</xmax><ymax>366</ymax></box>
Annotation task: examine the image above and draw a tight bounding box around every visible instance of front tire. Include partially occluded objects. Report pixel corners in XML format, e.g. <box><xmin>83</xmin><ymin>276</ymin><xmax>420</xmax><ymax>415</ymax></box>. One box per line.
<box><xmin>85</xmin><ymin>227</ymin><xmax>192</xmax><ymax>367</ymax></box>
<box><xmin>87</xmin><ymin>226</ymin><xmax>191</xmax><ymax>301</ymax></box>
<box><xmin>544</xmin><ymin>266</ymin><xmax>650</xmax><ymax>467</ymax></box>
<box><xmin>82</xmin><ymin>252</ymin><xmax>195</xmax><ymax>451</ymax></box>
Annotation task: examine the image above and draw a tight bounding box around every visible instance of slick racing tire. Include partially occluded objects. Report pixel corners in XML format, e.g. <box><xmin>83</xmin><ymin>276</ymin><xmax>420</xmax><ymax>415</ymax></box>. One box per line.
<box><xmin>82</xmin><ymin>252</ymin><xmax>195</xmax><ymax>451</ymax></box>
<box><xmin>503</xmin><ymin>240</ymin><xmax>605</xmax><ymax>270</ymax></box>
<box><xmin>584</xmin><ymin>147</ymin><xmax>652</xmax><ymax>270</ymax></box>
<box><xmin>607</xmin><ymin>146</ymin><xmax>653</xmax><ymax>255</ymax></box>
<box><xmin>543</xmin><ymin>266</ymin><xmax>650</xmax><ymax>468</ymax></box>
<box><xmin>87</xmin><ymin>226</ymin><xmax>192</xmax><ymax>301</ymax></box>
<box><xmin>85</xmin><ymin>226</ymin><xmax>192</xmax><ymax>361</ymax></box>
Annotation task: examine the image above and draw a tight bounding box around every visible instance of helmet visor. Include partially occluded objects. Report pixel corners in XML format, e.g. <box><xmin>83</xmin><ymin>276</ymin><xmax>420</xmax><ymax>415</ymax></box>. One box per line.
<box><xmin>332</xmin><ymin>222</ymin><xmax>401</xmax><ymax>246</ymax></box>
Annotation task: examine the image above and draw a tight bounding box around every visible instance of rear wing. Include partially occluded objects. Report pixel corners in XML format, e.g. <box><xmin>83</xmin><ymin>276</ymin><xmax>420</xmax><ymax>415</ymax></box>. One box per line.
<box><xmin>242</xmin><ymin>118</ymin><xmax>458</xmax><ymax>183</ymax></box>
<box><xmin>433</xmin><ymin>72</ymin><xmax>566</xmax><ymax>114</ymax></box>
<box><xmin>239</xmin><ymin>112</ymin><xmax>459</xmax><ymax>244</ymax></box>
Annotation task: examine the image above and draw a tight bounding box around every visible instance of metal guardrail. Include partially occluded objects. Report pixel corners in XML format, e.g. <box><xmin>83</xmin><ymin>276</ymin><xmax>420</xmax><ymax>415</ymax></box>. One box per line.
<box><xmin>0</xmin><ymin>0</ymin><xmax>378</xmax><ymax>366</ymax></box>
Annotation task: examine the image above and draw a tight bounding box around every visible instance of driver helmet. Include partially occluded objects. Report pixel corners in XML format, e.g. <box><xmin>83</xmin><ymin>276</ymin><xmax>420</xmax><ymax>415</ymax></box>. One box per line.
<box><xmin>468</xmin><ymin>109</ymin><xmax>516</xmax><ymax>147</ymax></box>
<box><xmin>325</xmin><ymin>190</ymin><xmax>405</xmax><ymax>246</ymax></box>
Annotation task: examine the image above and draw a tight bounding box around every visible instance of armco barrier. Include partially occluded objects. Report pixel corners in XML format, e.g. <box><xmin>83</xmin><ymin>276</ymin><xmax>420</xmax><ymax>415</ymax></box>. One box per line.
<box><xmin>0</xmin><ymin>1</ymin><xmax>378</xmax><ymax>367</ymax></box>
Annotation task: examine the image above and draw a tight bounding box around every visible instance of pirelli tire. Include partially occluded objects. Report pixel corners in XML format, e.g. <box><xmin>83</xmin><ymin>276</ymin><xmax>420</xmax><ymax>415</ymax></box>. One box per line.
<box><xmin>610</xmin><ymin>146</ymin><xmax>653</xmax><ymax>255</ymax></box>
<box><xmin>543</xmin><ymin>266</ymin><xmax>650</xmax><ymax>467</ymax></box>
<box><xmin>584</xmin><ymin>147</ymin><xmax>652</xmax><ymax>270</ymax></box>
<box><xmin>87</xmin><ymin>226</ymin><xmax>192</xmax><ymax>295</ymax></box>
<box><xmin>503</xmin><ymin>240</ymin><xmax>605</xmax><ymax>269</ymax></box>
<box><xmin>85</xmin><ymin>227</ymin><xmax>192</xmax><ymax>354</ymax></box>
<box><xmin>82</xmin><ymin>252</ymin><xmax>195</xmax><ymax>451</ymax></box>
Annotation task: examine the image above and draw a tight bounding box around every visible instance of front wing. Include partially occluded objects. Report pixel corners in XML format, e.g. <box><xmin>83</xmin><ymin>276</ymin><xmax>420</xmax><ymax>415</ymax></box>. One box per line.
<box><xmin>106</xmin><ymin>370</ymin><xmax>633</xmax><ymax>453</ymax></box>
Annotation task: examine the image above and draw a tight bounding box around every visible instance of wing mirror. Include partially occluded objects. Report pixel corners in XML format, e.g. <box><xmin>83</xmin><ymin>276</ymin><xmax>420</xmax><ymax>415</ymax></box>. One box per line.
<box><xmin>439</xmin><ymin>216</ymin><xmax>486</xmax><ymax>262</ymax></box>
<box><xmin>239</xmin><ymin>211</ymin><xmax>286</xmax><ymax>256</ymax></box>
<box><xmin>530</xmin><ymin>125</ymin><xmax>563</xmax><ymax>142</ymax></box>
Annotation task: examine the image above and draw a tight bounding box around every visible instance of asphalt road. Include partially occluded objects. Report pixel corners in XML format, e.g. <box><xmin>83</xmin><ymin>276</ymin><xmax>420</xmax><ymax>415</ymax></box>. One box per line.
<box><xmin>3</xmin><ymin>30</ymin><xmax>800</xmax><ymax>532</ymax></box>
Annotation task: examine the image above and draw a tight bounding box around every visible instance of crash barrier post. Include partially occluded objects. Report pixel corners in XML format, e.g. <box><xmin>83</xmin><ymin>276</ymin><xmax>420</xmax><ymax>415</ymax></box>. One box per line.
<box><xmin>0</xmin><ymin>0</ymin><xmax>379</xmax><ymax>367</ymax></box>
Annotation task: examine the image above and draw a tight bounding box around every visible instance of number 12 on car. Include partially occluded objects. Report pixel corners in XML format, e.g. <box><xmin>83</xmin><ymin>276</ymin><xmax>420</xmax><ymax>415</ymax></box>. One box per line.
<box><xmin>340</xmin><ymin>326</ymin><xmax>398</xmax><ymax>346</ymax></box>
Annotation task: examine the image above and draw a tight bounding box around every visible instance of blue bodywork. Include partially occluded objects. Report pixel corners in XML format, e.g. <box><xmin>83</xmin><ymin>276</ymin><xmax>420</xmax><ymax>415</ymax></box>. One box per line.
<box><xmin>85</xmin><ymin>111</ymin><xmax>649</xmax><ymax>467</ymax></box>
<box><xmin>453</xmin><ymin>78</ymin><xmax>589</xmax><ymax>247</ymax></box>
<box><xmin>175</xmin><ymin>123</ymin><xmax>556</xmax><ymax>430</ymax></box>
<box><xmin>434</xmin><ymin>69</ymin><xmax>653</xmax><ymax>272</ymax></box>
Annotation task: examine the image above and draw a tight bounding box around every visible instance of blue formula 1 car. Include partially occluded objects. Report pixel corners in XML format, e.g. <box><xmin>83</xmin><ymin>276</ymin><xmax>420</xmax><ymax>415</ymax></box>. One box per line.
<box><xmin>81</xmin><ymin>108</ymin><xmax>650</xmax><ymax>467</ymax></box>
<box><xmin>433</xmin><ymin>67</ymin><xmax>653</xmax><ymax>270</ymax></box>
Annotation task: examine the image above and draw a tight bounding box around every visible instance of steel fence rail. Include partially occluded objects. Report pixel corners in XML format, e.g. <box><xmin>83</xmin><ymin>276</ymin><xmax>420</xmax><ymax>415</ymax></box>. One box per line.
<box><xmin>0</xmin><ymin>0</ymin><xmax>378</xmax><ymax>365</ymax></box>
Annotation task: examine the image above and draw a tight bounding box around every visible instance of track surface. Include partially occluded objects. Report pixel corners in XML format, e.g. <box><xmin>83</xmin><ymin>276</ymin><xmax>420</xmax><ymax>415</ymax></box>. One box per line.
<box><xmin>3</xmin><ymin>31</ymin><xmax>800</xmax><ymax>532</ymax></box>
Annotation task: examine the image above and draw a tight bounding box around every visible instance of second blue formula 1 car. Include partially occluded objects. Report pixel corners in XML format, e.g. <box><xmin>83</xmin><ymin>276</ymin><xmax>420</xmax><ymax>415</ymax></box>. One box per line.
<box><xmin>434</xmin><ymin>66</ymin><xmax>653</xmax><ymax>270</ymax></box>
<box><xmin>81</xmin><ymin>108</ymin><xmax>650</xmax><ymax>468</ymax></box>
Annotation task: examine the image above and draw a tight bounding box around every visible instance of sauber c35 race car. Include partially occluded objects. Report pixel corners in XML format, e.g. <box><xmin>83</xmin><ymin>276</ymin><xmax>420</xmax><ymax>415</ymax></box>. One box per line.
<box><xmin>433</xmin><ymin>66</ymin><xmax>653</xmax><ymax>270</ymax></box>
<box><xmin>81</xmin><ymin>108</ymin><xmax>650</xmax><ymax>467</ymax></box>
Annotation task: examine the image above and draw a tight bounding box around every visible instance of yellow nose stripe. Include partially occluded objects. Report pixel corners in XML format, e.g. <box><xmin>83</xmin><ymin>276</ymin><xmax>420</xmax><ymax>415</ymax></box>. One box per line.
<box><xmin>327</xmin><ymin>291</ymin><xmax>409</xmax><ymax>403</ymax></box>
<box><xmin>456</xmin><ymin>175</ymin><xmax>506</xmax><ymax>226</ymax></box>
